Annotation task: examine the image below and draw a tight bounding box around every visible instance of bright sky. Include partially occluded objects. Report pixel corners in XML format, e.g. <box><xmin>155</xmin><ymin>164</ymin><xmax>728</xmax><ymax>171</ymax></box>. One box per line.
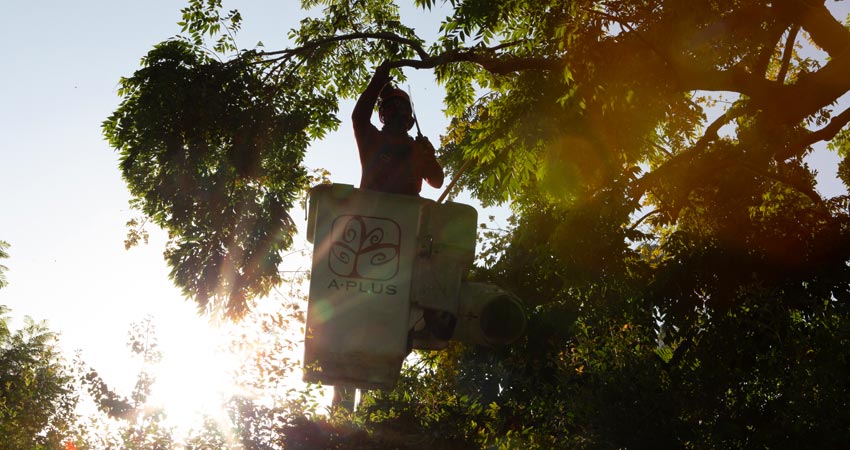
<box><xmin>1</xmin><ymin>0</ymin><xmax>848</xmax><ymax>431</ymax></box>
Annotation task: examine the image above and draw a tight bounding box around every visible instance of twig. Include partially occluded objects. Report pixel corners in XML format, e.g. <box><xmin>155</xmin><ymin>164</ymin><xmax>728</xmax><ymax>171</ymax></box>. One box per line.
<box><xmin>627</xmin><ymin>208</ymin><xmax>662</xmax><ymax>233</ymax></box>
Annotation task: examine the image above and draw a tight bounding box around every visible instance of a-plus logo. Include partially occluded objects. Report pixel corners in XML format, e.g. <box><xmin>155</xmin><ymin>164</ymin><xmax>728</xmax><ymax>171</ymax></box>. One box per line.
<box><xmin>329</xmin><ymin>215</ymin><xmax>400</xmax><ymax>280</ymax></box>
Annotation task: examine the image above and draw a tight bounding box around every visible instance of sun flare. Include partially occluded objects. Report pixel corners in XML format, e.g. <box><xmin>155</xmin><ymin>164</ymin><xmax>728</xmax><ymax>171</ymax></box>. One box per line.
<box><xmin>146</xmin><ymin>324</ymin><xmax>241</xmax><ymax>434</ymax></box>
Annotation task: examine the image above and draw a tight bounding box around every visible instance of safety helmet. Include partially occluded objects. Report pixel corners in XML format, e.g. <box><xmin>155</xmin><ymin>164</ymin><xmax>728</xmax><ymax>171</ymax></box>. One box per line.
<box><xmin>378</xmin><ymin>86</ymin><xmax>415</xmax><ymax>130</ymax></box>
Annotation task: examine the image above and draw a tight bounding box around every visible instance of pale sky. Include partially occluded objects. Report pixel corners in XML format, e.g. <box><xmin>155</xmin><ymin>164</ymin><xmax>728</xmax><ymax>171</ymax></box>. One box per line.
<box><xmin>1</xmin><ymin>0</ymin><xmax>848</xmax><ymax>424</ymax></box>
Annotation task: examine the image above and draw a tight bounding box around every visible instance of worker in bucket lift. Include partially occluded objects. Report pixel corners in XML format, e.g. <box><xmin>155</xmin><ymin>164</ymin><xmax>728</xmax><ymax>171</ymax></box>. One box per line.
<box><xmin>352</xmin><ymin>61</ymin><xmax>444</xmax><ymax>196</ymax></box>
<box><xmin>352</xmin><ymin>62</ymin><xmax>454</xmax><ymax>347</ymax></box>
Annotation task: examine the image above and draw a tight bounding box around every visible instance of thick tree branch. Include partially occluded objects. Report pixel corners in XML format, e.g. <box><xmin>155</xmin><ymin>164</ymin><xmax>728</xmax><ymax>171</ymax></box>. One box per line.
<box><xmin>660</xmin><ymin>3</ymin><xmax>850</xmax><ymax>128</ymax></box>
<box><xmin>672</xmin><ymin>45</ymin><xmax>850</xmax><ymax>131</ymax></box>
<box><xmin>635</xmin><ymin>107</ymin><xmax>744</xmax><ymax>196</ymax></box>
<box><xmin>256</xmin><ymin>31</ymin><xmax>562</xmax><ymax>76</ymax></box>
<box><xmin>771</xmin><ymin>47</ymin><xmax>850</xmax><ymax>124</ymax></box>
<box><xmin>775</xmin><ymin>0</ymin><xmax>850</xmax><ymax>56</ymax></box>
<box><xmin>262</xmin><ymin>7</ymin><xmax>849</xmax><ymax>127</ymax></box>
<box><xmin>674</xmin><ymin>63</ymin><xmax>775</xmax><ymax>100</ymax></box>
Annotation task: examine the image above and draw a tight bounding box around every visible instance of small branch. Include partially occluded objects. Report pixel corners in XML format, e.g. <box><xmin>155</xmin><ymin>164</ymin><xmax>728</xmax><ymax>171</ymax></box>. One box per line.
<box><xmin>777</xmin><ymin>25</ymin><xmax>800</xmax><ymax>84</ymax></box>
<box><xmin>649</xmin><ymin>140</ymin><xmax>674</xmax><ymax>158</ymax></box>
<box><xmin>635</xmin><ymin>107</ymin><xmax>743</xmax><ymax>197</ymax></box>
<box><xmin>488</xmin><ymin>40</ymin><xmax>527</xmax><ymax>52</ymax></box>
<box><xmin>701</xmin><ymin>109</ymin><xmax>737</xmax><ymax>142</ymax></box>
<box><xmin>740</xmin><ymin>162</ymin><xmax>824</xmax><ymax>207</ymax></box>
<box><xmin>391</xmin><ymin>52</ymin><xmax>562</xmax><ymax>74</ymax></box>
<box><xmin>627</xmin><ymin>208</ymin><xmax>662</xmax><ymax>233</ymax></box>
<box><xmin>586</xmin><ymin>7</ymin><xmax>639</xmax><ymax>35</ymax></box>
<box><xmin>779</xmin><ymin>107</ymin><xmax>850</xmax><ymax>160</ymax></box>
<box><xmin>802</xmin><ymin>107</ymin><xmax>850</xmax><ymax>146</ymax></box>
<box><xmin>755</xmin><ymin>18</ymin><xmax>794</xmax><ymax>77</ymax></box>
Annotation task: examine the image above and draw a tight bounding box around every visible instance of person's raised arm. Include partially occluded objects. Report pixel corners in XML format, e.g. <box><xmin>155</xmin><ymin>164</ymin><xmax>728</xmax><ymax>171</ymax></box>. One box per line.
<box><xmin>352</xmin><ymin>62</ymin><xmax>391</xmax><ymax>127</ymax></box>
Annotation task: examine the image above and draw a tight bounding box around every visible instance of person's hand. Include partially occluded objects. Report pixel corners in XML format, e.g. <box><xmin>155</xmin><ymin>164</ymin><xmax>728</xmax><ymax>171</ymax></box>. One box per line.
<box><xmin>374</xmin><ymin>61</ymin><xmax>392</xmax><ymax>85</ymax></box>
<box><xmin>415</xmin><ymin>135</ymin><xmax>436</xmax><ymax>156</ymax></box>
<box><xmin>416</xmin><ymin>135</ymin><xmax>444</xmax><ymax>188</ymax></box>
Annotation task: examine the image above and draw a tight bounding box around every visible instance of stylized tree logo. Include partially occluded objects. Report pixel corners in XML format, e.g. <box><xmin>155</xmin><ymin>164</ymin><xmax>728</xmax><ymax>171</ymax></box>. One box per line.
<box><xmin>329</xmin><ymin>215</ymin><xmax>400</xmax><ymax>280</ymax></box>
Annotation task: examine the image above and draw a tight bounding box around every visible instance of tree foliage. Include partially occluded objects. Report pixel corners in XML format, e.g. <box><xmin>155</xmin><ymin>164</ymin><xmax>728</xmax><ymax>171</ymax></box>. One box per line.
<box><xmin>104</xmin><ymin>0</ymin><xmax>850</xmax><ymax>447</ymax></box>
<box><xmin>0</xmin><ymin>241</ymin><xmax>10</xmax><ymax>290</ymax></box>
<box><xmin>0</xmin><ymin>306</ymin><xmax>78</xmax><ymax>450</ymax></box>
<box><xmin>104</xmin><ymin>27</ymin><xmax>338</xmax><ymax>319</ymax></box>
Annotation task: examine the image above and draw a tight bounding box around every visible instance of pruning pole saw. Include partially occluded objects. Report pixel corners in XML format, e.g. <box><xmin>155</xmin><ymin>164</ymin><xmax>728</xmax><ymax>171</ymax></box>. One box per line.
<box><xmin>407</xmin><ymin>85</ymin><xmax>423</xmax><ymax>139</ymax></box>
<box><xmin>404</xmin><ymin>83</ymin><xmax>471</xmax><ymax>204</ymax></box>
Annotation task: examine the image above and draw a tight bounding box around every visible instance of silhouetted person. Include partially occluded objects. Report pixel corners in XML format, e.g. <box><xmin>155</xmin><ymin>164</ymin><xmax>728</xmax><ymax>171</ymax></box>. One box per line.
<box><xmin>352</xmin><ymin>62</ymin><xmax>444</xmax><ymax>196</ymax></box>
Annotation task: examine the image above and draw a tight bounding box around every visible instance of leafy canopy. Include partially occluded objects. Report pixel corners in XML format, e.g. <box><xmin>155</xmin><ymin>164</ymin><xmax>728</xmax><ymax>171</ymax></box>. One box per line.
<box><xmin>104</xmin><ymin>30</ymin><xmax>337</xmax><ymax>318</ymax></box>
<box><xmin>102</xmin><ymin>0</ymin><xmax>850</xmax><ymax>446</ymax></box>
<box><xmin>106</xmin><ymin>1</ymin><xmax>850</xmax><ymax>320</ymax></box>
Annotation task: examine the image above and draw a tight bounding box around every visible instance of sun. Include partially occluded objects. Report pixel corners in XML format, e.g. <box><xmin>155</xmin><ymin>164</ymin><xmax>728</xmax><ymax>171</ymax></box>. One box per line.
<box><xmin>140</xmin><ymin>298</ymin><xmax>335</xmax><ymax>439</ymax></box>
<box><xmin>146</xmin><ymin>321</ymin><xmax>241</xmax><ymax>435</ymax></box>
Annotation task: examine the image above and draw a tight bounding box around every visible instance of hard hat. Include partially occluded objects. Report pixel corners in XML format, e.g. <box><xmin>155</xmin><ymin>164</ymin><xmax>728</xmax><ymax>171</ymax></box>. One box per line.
<box><xmin>378</xmin><ymin>86</ymin><xmax>414</xmax><ymax>130</ymax></box>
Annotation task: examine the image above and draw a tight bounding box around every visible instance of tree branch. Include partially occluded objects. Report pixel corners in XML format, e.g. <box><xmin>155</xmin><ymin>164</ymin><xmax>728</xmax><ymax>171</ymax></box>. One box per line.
<box><xmin>392</xmin><ymin>52</ymin><xmax>562</xmax><ymax>73</ymax></box>
<box><xmin>255</xmin><ymin>31</ymin><xmax>562</xmax><ymax>76</ymax></box>
<box><xmin>627</xmin><ymin>208</ymin><xmax>662</xmax><ymax>233</ymax></box>
<box><xmin>662</xmin><ymin>3</ymin><xmax>850</xmax><ymax>127</ymax></box>
<box><xmin>779</xmin><ymin>106</ymin><xmax>850</xmax><ymax>160</ymax></box>
<box><xmin>775</xmin><ymin>0</ymin><xmax>850</xmax><ymax>57</ymax></box>
<box><xmin>777</xmin><ymin>25</ymin><xmax>800</xmax><ymax>83</ymax></box>
<box><xmin>739</xmin><ymin>162</ymin><xmax>824</xmax><ymax>207</ymax></box>
<box><xmin>755</xmin><ymin>18</ymin><xmax>794</xmax><ymax>78</ymax></box>
<box><xmin>257</xmin><ymin>31</ymin><xmax>430</xmax><ymax>63</ymax></box>
<box><xmin>635</xmin><ymin>107</ymin><xmax>744</xmax><ymax>196</ymax></box>
<box><xmin>806</xmin><ymin>107</ymin><xmax>850</xmax><ymax>146</ymax></box>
